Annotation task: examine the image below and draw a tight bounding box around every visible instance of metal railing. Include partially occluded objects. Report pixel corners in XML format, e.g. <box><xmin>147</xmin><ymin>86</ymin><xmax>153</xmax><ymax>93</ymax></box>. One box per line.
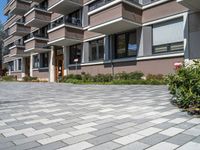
<box><xmin>49</xmin><ymin>16</ymin><xmax>82</xmax><ymax>30</ymax></box>
<box><xmin>88</xmin><ymin>0</ymin><xmax>161</xmax><ymax>11</ymax></box>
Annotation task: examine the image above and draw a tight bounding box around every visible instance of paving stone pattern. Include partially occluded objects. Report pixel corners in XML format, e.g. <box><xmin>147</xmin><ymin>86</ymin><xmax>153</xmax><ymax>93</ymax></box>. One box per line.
<box><xmin>0</xmin><ymin>82</ymin><xmax>199</xmax><ymax>150</ymax></box>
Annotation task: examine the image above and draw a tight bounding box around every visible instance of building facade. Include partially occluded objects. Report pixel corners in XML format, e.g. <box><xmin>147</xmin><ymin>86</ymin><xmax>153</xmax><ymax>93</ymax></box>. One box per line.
<box><xmin>2</xmin><ymin>0</ymin><xmax>200</xmax><ymax>82</ymax></box>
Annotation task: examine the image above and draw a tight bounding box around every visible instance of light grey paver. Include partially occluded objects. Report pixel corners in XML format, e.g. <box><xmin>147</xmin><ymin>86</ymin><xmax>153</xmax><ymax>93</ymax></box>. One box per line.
<box><xmin>177</xmin><ymin>142</ymin><xmax>200</xmax><ymax>150</ymax></box>
<box><xmin>116</xmin><ymin>141</ymin><xmax>149</xmax><ymax>150</ymax></box>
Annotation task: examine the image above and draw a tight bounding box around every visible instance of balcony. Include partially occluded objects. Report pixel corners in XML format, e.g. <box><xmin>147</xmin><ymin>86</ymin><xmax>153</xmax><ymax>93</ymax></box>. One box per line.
<box><xmin>177</xmin><ymin>0</ymin><xmax>200</xmax><ymax>11</ymax></box>
<box><xmin>9</xmin><ymin>0</ymin><xmax>31</xmax><ymax>15</ymax></box>
<box><xmin>48</xmin><ymin>0</ymin><xmax>82</xmax><ymax>15</ymax></box>
<box><xmin>88</xmin><ymin>1</ymin><xmax>142</xmax><ymax>34</ymax></box>
<box><xmin>9</xmin><ymin>42</ymin><xmax>29</xmax><ymax>57</ymax></box>
<box><xmin>24</xmin><ymin>34</ymin><xmax>51</xmax><ymax>53</ymax></box>
<box><xmin>48</xmin><ymin>16</ymin><xmax>83</xmax><ymax>46</ymax></box>
<box><xmin>9</xmin><ymin>19</ymin><xmax>31</xmax><ymax>36</ymax></box>
<box><xmin>24</xmin><ymin>5</ymin><xmax>51</xmax><ymax>28</ymax></box>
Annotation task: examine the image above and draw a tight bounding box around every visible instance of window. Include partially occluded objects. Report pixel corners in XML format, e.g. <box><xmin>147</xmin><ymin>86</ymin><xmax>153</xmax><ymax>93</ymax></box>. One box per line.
<box><xmin>9</xmin><ymin>61</ymin><xmax>14</xmax><ymax>71</ymax></box>
<box><xmin>89</xmin><ymin>38</ymin><xmax>104</xmax><ymax>61</ymax></box>
<box><xmin>115</xmin><ymin>31</ymin><xmax>137</xmax><ymax>59</ymax></box>
<box><xmin>33</xmin><ymin>54</ymin><xmax>39</xmax><ymax>68</ymax></box>
<box><xmin>153</xmin><ymin>42</ymin><xmax>184</xmax><ymax>54</ymax></box>
<box><xmin>152</xmin><ymin>18</ymin><xmax>184</xmax><ymax>53</ymax></box>
<box><xmin>69</xmin><ymin>44</ymin><xmax>82</xmax><ymax>64</ymax></box>
<box><xmin>40</xmin><ymin>53</ymin><xmax>49</xmax><ymax>68</ymax></box>
<box><xmin>18</xmin><ymin>59</ymin><xmax>22</xmax><ymax>71</ymax></box>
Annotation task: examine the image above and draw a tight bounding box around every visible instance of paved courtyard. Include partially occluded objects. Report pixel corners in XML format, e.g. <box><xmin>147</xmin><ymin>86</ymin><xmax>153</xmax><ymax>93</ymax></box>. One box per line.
<box><xmin>0</xmin><ymin>82</ymin><xmax>200</xmax><ymax>150</ymax></box>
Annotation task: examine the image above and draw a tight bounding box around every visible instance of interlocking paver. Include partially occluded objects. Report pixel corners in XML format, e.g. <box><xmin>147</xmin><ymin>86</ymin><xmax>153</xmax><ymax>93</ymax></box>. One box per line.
<box><xmin>0</xmin><ymin>83</ymin><xmax>199</xmax><ymax>150</ymax></box>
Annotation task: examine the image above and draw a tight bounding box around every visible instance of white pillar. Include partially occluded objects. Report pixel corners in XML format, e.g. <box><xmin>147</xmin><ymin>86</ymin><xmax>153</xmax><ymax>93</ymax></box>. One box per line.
<box><xmin>63</xmin><ymin>46</ymin><xmax>69</xmax><ymax>76</ymax></box>
<box><xmin>21</xmin><ymin>58</ymin><xmax>26</xmax><ymax>78</ymax></box>
<box><xmin>30</xmin><ymin>54</ymin><xmax>33</xmax><ymax>77</ymax></box>
<box><xmin>49</xmin><ymin>47</ymin><xmax>55</xmax><ymax>82</ymax></box>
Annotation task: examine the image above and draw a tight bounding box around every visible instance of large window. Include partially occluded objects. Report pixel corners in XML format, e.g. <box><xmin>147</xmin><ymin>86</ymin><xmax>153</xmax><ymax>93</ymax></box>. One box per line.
<box><xmin>115</xmin><ymin>31</ymin><xmax>137</xmax><ymax>59</ymax></box>
<box><xmin>69</xmin><ymin>44</ymin><xmax>82</xmax><ymax>64</ymax></box>
<box><xmin>18</xmin><ymin>59</ymin><xmax>22</xmax><ymax>71</ymax></box>
<box><xmin>33</xmin><ymin>54</ymin><xmax>39</xmax><ymax>68</ymax></box>
<box><xmin>89</xmin><ymin>38</ymin><xmax>104</xmax><ymax>61</ymax></box>
<box><xmin>40</xmin><ymin>53</ymin><xmax>49</xmax><ymax>68</ymax></box>
<box><xmin>9</xmin><ymin>61</ymin><xmax>14</xmax><ymax>71</ymax></box>
<box><xmin>152</xmin><ymin>17</ymin><xmax>184</xmax><ymax>54</ymax></box>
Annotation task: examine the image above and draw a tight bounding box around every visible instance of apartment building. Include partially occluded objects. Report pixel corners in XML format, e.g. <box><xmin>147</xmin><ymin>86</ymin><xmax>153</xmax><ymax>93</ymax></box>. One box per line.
<box><xmin>2</xmin><ymin>0</ymin><xmax>200</xmax><ymax>82</ymax></box>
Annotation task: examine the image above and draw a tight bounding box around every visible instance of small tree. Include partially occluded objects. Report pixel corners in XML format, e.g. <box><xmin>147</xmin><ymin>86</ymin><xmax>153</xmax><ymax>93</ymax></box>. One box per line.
<box><xmin>0</xmin><ymin>21</ymin><xmax>5</xmax><ymax>76</ymax></box>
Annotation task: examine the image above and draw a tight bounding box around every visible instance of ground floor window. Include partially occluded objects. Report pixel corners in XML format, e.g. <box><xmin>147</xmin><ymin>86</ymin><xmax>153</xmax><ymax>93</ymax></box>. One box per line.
<box><xmin>9</xmin><ymin>61</ymin><xmax>14</xmax><ymax>71</ymax></box>
<box><xmin>40</xmin><ymin>53</ymin><xmax>49</xmax><ymax>68</ymax></box>
<box><xmin>89</xmin><ymin>38</ymin><xmax>104</xmax><ymax>61</ymax></box>
<box><xmin>152</xmin><ymin>17</ymin><xmax>184</xmax><ymax>54</ymax></box>
<box><xmin>18</xmin><ymin>59</ymin><xmax>22</xmax><ymax>71</ymax></box>
<box><xmin>33</xmin><ymin>54</ymin><xmax>39</xmax><ymax>68</ymax></box>
<box><xmin>69</xmin><ymin>44</ymin><xmax>82</xmax><ymax>64</ymax></box>
<box><xmin>115</xmin><ymin>31</ymin><xmax>137</xmax><ymax>59</ymax></box>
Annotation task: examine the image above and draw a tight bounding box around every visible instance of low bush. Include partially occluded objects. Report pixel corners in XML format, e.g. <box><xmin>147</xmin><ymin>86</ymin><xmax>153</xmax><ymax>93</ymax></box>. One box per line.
<box><xmin>114</xmin><ymin>72</ymin><xmax>144</xmax><ymax>80</ymax></box>
<box><xmin>23</xmin><ymin>76</ymin><xmax>38</xmax><ymax>82</ymax></box>
<box><xmin>93</xmin><ymin>74</ymin><xmax>113</xmax><ymax>82</ymax></box>
<box><xmin>61</xmin><ymin>71</ymin><xmax>166</xmax><ymax>85</ymax></box>
<box><xmin>166</xmin><ymin>60</ymin><xmax>200</xmax><ymax>115</ymax></box>
<box><xmin>1</xmin><ymin>75</ymin><xmax>17</xmax><ymax>81</ymax></box>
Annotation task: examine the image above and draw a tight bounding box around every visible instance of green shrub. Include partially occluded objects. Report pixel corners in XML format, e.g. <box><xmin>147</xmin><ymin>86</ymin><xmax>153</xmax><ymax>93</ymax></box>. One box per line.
<box><xmin>2</xmin><ymin>75</ymin><xmax>17</xmax><ymax>81</ymax></box>
<box><xmin>23</xmin><ymin>76</ymin><xmax>38</xmax><ymax>82</ymax></box>
<box><xmin>81</xmin><ymin>73</ymin><xmax>93</xmax><ymax>82</ymax></box>
<box><xmin>93</xmin><ymin>74</ymin><xmax>113</xmax><ymax>82</ymax></box>
<box><xmin>114</xmin><ymin>72</ymin><xmax>144</xmax><ymax>80</ymax></box>
<box><xmin>146</xmin><ymin>74</ymin><xmax>164</xmax><ymax>80</ymax></box>
<box><xmin>166</xmin><ymin>60</ymin><xmax>200</xmax><ymax>112</ymax></box>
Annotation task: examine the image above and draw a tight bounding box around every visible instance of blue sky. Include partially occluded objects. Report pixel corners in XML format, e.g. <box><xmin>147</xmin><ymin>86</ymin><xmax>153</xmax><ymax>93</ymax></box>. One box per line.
<box><xmin>0</xmin><ymin>0</ymin><xmax>8</xmax><ymax>23</ymax></box>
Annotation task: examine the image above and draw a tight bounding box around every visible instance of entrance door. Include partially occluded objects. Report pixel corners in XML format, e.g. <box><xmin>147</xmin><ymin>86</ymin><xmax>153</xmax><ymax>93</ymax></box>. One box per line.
<box><xmin>55</xmin><ymin>54</ymin><xmax>64</xmax><ymax>81</ymax></box>
<box><xmin>25</xmin><ymin>57</ymin><xmax>30</xmax><ymax>76</ymax></box>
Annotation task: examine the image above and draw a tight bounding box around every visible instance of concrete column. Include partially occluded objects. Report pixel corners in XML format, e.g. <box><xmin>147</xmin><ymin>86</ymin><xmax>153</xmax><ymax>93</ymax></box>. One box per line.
<box><xmin>83</xmin><ymin>42</ymin><xmax>89</xmax><ymax>63</ymax></box>
<box><xmin>21</xmin><ymin>58</ymin><xmax>26</xmax><ymax>78</ymax></box>
<box><xmin>138</xmin><ymin>26</ymin><xmax>152</xmax><ymax>57</ymax></box>
<box><xmin>49</xmin><ymin>47</ymin><xmax>55</xmax><ymax>82</ymax></box>
<box><xmin>183</xmin><ymin>12</ymin><xmax>189</xmax><ymax>60</ymax></box>
<box><xmin>30</xmin><ymin>53</ymin><xmax>33</xmax><ymax>77</ymax></box>
<box><xmin>63</xmin><ymin>46</ymin><xmax>69</xmax><ymax>76</ymax></box>
<box><xmin>104</xmin><ymin>36</ymin><xmax>109</xmax><ymax>61</ymax></box>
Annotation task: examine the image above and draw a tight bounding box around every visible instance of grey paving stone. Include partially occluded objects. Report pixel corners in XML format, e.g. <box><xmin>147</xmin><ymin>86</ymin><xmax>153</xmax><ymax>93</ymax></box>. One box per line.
<box><xmin>166</xmin><ymin>133</ymin><xmax>195</xmax><ymax>145</ymax></box>
<box><xmin>87</xmin><ymin>133</ymin><xmax>120</xmax><ymax>145</ymax></box>
<box><xmin>63</xmin><ymin>134</ymin><xmax>95</xmax><ymax>145</ymax></box>
<box><xmin>13</xmin><ymin>134</ymin><xmax>49</xmax><ymax>145</ymax></box>
<box><xmin>86</xmin><ymin>141</ymin><xmax>121</xmax><ymax>150</ymax></box>
<box><xmin>116</xmin><ymin>141</ymin><xmax>149</xmax><ymax>150</ymax></box>
<box><xmin>90</xmin><ymin>127</ymin><xmax>119</xmax><ymax>136</ymax></box>
<box><xmin>139</xmin><ymin>133</ymin><xmax>169</xmax><ymax>145</ymax></box>
<box><xmin>5</xmin><ymin>141</ymin><xmax>41</xmax><ymax>150</ymax></box>
<box><xmin>0</xmin><ymin>142</ymin><xmax>15</xmax><ymax>149</ymax></box>
<box><xmin>30</xmin><ymin>141</ymin><xmax>67</xmax><ymax>150</ymax></box>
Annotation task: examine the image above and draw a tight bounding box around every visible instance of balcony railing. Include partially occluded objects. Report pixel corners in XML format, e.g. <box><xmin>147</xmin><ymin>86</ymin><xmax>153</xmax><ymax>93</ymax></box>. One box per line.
<box><xmin>142</xmin><ymin>0</ymin><xmax>160</xmax><ymax>5</ymax></box>
<box><xmin>89</xmin><ymin>0</ymin><xmax>114</xmax><ymax>12</ymax></box>
<box><xmin>27</xmin><ymin>33</ymin><xmax>48</xmax><ymax>40</ymax></box>
<box><xmin>31</xmin><ymin>4</ymin><xmax>48</xmax><ymax>11</ymax></box>
<box><xmin>88</xmin><ymin>0</ymin><xmax>161</xmax><ymax>11</ymax></box>
<box><xmin>49</xmin><ymin>16</ymin><xmax>82</xmax><ymax>30</ymax></box>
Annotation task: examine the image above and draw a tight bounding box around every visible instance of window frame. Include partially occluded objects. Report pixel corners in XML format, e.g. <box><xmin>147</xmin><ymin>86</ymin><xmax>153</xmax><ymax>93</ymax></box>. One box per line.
<box><xmin>33</xmin><ymin>54</ymin><xmax>39</xmax><ymax>69</ymax></box>
<box><xmin>89</xmin><ymin>38</ymin><xmax>104</xmax><ymax>62</ymax></box>
<box><xmin>115</xmin><ymin>31</ymin><xmax>137</xmax><ymax>59</ymax></box>
<box><xmin>40</xmin><ymin>53</ymin><xmax>49</xmax><ymax>68</ymax></box>
<box><xmin>69</xmin><ymin>44</ymin><xmax>82</xmax><ymax>64</ymax></box>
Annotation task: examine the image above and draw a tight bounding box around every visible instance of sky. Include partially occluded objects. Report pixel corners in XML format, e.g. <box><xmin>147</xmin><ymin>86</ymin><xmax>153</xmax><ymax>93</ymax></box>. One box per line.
<box><xmin>0</xmin><ymin>0</ymin><xmax>8</xmax><ymax>23</ymax></box>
